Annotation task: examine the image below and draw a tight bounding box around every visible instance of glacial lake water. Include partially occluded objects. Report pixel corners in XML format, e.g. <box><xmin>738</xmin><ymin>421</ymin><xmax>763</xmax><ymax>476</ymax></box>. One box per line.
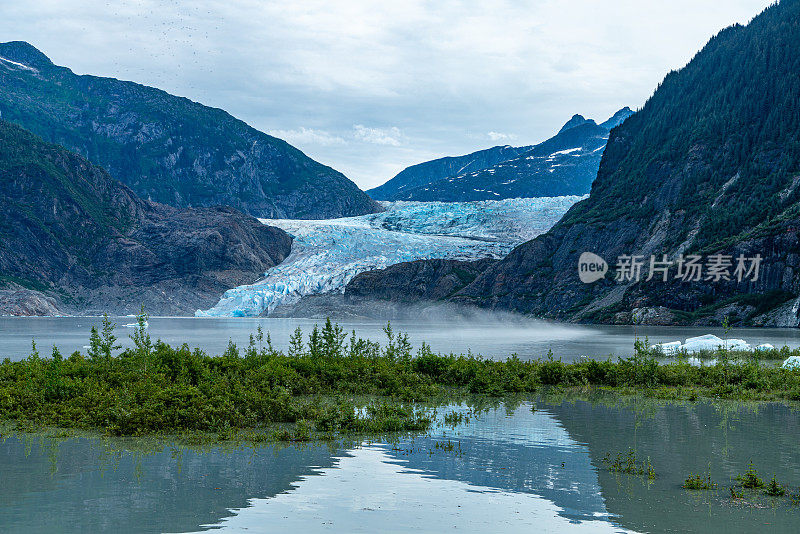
<box><xmin>2</xmin><ymin>316</ymin><xmax>800</xmax><ymax>362</ymax></box>
<box><xmin>2</xmin><ymin>395</ymin><xmax>800</xmax><ymax>533</ymax></box>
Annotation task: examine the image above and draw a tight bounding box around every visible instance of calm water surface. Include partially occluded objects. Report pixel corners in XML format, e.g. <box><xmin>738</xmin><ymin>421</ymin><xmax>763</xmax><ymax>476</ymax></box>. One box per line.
<box><xmin>1</xmin><ymin>396</ymin><xmax>799</xmax><ymax>533</ymax></box>
<box><xmin>2</xmin><ymin>316</ymin><xmax>800</xmax><ymax>361</ymax></box>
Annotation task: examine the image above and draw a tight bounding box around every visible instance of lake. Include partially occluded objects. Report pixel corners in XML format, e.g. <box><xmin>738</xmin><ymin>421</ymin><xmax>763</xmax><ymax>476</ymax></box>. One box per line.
<box><xmin>2</xmin><ymin>395</ymin><xmax>799</xmax><ymax>533</ymax></box>
<box><xmin>2</xmin><ymin>316</ymin><xmax>800</xmax><ymax>362</ymax></box>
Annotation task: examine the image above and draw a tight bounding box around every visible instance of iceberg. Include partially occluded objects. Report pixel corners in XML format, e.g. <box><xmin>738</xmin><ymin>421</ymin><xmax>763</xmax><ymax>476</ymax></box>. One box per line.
<box><xmin>681</xmin><ymin>334</ymin><xmax>750</xmax><ymax>352</ymax></box>
<box><xmin>653</xmin><ymin>334</ymin><xmax>753</xmax><ymax>355</ymax></box>
<box><xmin>783</xmin><ymin>356</ymin><xmax>800</xmax><ymax>369</ymax></box>
<box><xmin>755</xmin><ymin>343</ymin><xmax>775</xmax><ymax>351</ymax></box>
<box><xmin>197</xmin><ymin>197</ymin><xmax>584</xmax><ymax>317</ymax></box>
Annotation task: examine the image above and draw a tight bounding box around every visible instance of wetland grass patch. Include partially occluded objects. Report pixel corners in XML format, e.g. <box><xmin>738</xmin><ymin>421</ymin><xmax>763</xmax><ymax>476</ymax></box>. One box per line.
<box><xmin>4</xmin><ymin>314</ymin><xmax>800</xmax><ymax>442</ymax></box>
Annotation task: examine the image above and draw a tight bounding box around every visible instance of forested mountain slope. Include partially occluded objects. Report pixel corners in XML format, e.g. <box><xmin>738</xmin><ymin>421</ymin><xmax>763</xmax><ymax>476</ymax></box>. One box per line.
<box><xmin>454</xmin><ymin>0</ymin><xmax>800</xmax><ymax>326</ymax></box>
<box><xmin>0</xmin><ymin>41</ymin><xmax>379</xmax><ymax>219</ymax></box>
<box><xmin>0</xmin><ymin>120</ymin><xmax>292</xmax><ymax>315</ymax></box>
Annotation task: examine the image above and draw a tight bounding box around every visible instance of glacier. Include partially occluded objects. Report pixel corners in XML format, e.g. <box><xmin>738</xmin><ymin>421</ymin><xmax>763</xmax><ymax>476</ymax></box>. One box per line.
<box><xmin>196</xmin><ymin>196</ymin><xmax>584</xmax><ymax>317</ymax></box>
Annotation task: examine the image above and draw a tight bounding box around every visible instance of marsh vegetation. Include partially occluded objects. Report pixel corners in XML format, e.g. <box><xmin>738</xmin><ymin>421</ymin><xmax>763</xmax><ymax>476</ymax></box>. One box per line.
<box><xmin>4</xmin><ymin>314</ymin><xmax>800</xmax><ymax>443</ymax></box>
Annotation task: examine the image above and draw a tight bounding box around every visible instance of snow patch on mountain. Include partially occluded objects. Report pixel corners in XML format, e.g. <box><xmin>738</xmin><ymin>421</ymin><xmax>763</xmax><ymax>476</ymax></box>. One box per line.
<box><xmin>0</xmin><ymin>56</ymin><xmax>37</xmax><ymax>73</ymax></box>
<box><xmin>196</xmin><ymin>196</ymin><xmax>583</xmax><ymax>317</ymax></box>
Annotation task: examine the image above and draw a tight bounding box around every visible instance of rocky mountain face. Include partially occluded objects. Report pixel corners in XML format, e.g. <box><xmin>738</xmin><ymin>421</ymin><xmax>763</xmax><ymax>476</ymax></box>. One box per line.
<box><xmin>355</xmin><ymin>0</ymin><xmax>800</xmax><ymax>327</ymax></box>
<box><xmin>0</xmin><ymin>41</ymin><xmax>380</xmax><ymax>219</ymax></box>
<box><xmin>346</xmin><ymin>258</ymin><xmax>498</xmax><ymax>303</ymax></box>
<box><xmin>0</xmin><ymin>120</ymin><xmax>292</xmax><ymax>316</ymax></box>
<box><xmin>368</xmin><ymin>108</ymin><xmax>632</xmax><ymax>202</ymax></box>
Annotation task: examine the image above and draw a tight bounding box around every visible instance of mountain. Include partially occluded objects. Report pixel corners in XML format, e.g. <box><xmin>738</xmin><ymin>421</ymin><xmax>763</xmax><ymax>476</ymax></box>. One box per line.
<box><xmin>351</xmin><ymin>0</ymin><xmax>800</xmax><ymax>327</ymax></box>
<box><xmin>367</xmin><ymin>145</ymin><xmax>530</xmax><ymax>201</ymax></box>
<box><xmin>367</xmin><ymin>108</ymin><xmax>632</xmax><ymax>202</ymax></box>
<box><xmin>0</xmin><ymin>41</ymin><xmax>380</xmax><ymax>219</ymax></box>
<box><xmin>0</xmin><ymin>120</ymin><xmax>292</xmax><ymax>316</ymax></box>
<box><xmin>346</xmin><ymin>258</ymin><xmax>498</xmax><ymax>303</ymax></box>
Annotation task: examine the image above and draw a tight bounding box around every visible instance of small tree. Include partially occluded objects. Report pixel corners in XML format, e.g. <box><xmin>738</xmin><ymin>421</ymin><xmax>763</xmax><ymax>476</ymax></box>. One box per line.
<box><xmin>29</xmin><ymin>339</ymin><xmax>40</xmax><ymax>361</ymax></box>
<box><xmin>88</xmin><ymin>326</ymin><xmax>103</xmax><ymax>360</ymax></box>
<box><xmin>100</xmin><ymin>314</ymin><xmax>120</xmax><ymax>359</ymax></box>
<box><xmin>256</xmin><ymin>325</ymin><xmax>264</xmax><ymax>350</ymax></box>
<box><xmin>288</xmin><ymin>327</ymin><xmax>304</xmax><ymax>358</ymax></box>
<box><xmin>131</xmin><ymin>306</ymin><xmax>152</xmax><ymax>373</ymax></box>
<box><xmin>322</xmin><ymin>317</ymin><xmax>346</xmax><ymax>358</ymax></box>
<box><xmin>308</xmin><ymin>325</ymin><xmax>323</xmax><ymax>358</ymax></box>
<box><xmin>383</xmin><ymin>322</ymin><xmax>396</xmax><ymax>359</ymax></box>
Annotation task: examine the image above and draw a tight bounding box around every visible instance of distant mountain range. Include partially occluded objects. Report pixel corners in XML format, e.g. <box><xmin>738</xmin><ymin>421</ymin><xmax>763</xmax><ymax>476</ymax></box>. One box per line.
<box><xmin>368</xmin><ymin>107</ymin><xmax>632</xmax><ymax>202</ymax></box>
<box><xmin>349</xmin><ymin>0</ymin><xmax>800</xmax><ymax>327</ymax></box>
<box><xmin>0</xmin><ymin>41</ymin><xmax>379</xmax><ymax>219</ymax></box>
<box><xmin>0</xmin><ymin>120</ymin><xmax>292</xmax><ymax>316</ymax></box>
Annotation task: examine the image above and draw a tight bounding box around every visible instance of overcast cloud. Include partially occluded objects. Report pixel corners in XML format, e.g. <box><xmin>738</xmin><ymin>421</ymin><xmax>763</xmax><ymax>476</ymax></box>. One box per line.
<box><xmin>2</xmin><ymin>0</ymin><xmax>774</xmax><ymax>188</ymax></box>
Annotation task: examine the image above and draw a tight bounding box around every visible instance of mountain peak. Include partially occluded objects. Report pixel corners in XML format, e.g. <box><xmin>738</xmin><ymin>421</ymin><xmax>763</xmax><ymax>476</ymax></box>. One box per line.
<box><xmin>600</xmin><ymin>106</ymin><xmax>634</xmax><ymax>130</ymax></box>
<box><xmin>558</xmin><ymin>114</ymin><xmax>592</xmax><ymax>133</ymax></box>
<box><xmin>0</xmin><ymin>41</ymin><xmax>53</xmax><ymax>70</ymax></box>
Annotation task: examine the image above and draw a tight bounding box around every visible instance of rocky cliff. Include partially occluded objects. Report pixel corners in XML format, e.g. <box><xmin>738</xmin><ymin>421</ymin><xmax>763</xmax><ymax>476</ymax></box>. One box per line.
<box><xmin>346</xmin><ymin>258</ymin><xmax>498</xmax><ymax>302</ymax></box>
<box><xmin>0</xmin><ymin>41</ymin><xmax>380</xmax><ymax>219</ymax></box>
<box><xmin>0</xmin><ymin>120</ymin><xmax>292</xmax><ymax>316</ymax></box>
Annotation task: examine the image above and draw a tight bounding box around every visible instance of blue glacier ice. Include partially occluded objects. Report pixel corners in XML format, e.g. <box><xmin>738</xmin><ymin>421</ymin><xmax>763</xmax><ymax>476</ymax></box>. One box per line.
<box><xmin>196</xmin><ymin>197</ymin><xmax>584</xmax><ymax>317</ymax></box>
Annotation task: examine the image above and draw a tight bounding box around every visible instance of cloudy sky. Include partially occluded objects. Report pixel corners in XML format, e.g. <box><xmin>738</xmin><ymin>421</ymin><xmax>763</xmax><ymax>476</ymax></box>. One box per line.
<box><xmin>3</xmin><ymin>0</ymin><xmax>773</xmax><ymax>189</ymax></box>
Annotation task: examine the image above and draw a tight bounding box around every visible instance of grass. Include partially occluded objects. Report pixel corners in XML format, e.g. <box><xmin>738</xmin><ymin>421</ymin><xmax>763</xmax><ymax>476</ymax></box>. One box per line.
<box><xmin>4</xmin><ymin>315</ymin><xmax>800</xmax><ymax>442</ymax></box>
<box><xmin>602</xmin><ymin>449</ymin><xmax>656</xmax><ymax>479</ymax></box>
<box><xmin>676</xmin><ymin>461</ymin><xmax>800</xmax><ymax>507</ymax></box>
<box><xmin>683</xmin><ymin>471</ymin><xmax>717</xmax><ymax>490</ymax></box>
<box><xmin>717</xmin><ymin>464</ymin><xmax>800</xmax><ymax>505</ymax></box>
<box><xmin>443</xmin><ymin>410</ymin><xmax>470</xmax><ymax>426</ymax></box>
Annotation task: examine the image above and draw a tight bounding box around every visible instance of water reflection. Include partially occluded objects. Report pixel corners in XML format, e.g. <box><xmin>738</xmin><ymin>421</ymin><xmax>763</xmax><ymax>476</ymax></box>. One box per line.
<box><xmin>548</xmin><ymin>395</ymin><xmax>800</xmax><ymax>534</ymax></box>
<box><xmin>2</xmin><ymin>398</ymin><xmax>800</xmax><ymax>533</ymax></box>
<box><xmin>0</xmin><ymin>435</ymin><xmax>342</xmax><ymax>534</ymax></box>
<box><xmin>194</xmin><ymin>444</ymin><xmax>630</xmax><ymax>534</ymax></box>
<box><xmin>381</xmin><ymin>406</ymin><xmax>610</xmax><ymax>524</ymax></box>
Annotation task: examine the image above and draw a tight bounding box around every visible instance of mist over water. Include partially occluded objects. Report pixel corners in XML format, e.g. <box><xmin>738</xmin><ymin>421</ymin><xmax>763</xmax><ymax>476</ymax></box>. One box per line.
<box><xmin>3</xmin><ymin>315</ymin><xmax>800</xmax><ymax>362</ymax></box>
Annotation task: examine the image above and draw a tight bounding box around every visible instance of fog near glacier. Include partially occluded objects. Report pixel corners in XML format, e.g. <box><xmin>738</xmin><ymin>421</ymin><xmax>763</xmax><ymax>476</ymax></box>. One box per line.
<box><xmin>197</xmin><ymin>196</ymin><xmax>584</xmax><ymax>318</ymax></box>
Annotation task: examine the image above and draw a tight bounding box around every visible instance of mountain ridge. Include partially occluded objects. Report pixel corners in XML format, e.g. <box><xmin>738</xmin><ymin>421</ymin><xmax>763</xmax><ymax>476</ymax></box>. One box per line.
<box><xmin>0</xmin><ymin>41</ymin><xmax>380</xmax><ymax>219</ymax></box>
<box><xmin>368</xmin><ymin>107</ymin><xmax>633</xmax><ymax>202</ymax></box>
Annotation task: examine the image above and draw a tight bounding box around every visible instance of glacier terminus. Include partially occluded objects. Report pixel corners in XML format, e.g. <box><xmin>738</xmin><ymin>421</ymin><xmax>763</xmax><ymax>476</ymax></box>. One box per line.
<box><xmin>196</xmin><ymin>197</ymin><xmax>584</xmax><ymax>317</ymax></box>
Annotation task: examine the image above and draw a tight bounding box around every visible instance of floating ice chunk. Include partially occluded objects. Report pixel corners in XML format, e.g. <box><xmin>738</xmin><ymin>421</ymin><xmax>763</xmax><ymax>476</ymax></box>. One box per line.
<box><xmin>755</xmin><ymin>343</ymin><xmax>775</xmax><ymax>351</ymax></box>
<box><xmin>782</xmin><ymin>356</ymin><xmax>800</xmax><ymax>369</ymax></box>
<box><xmin>725</xmin><ymin>339</ymin><xmax>749</xmax><ymax>351</ymax></box>
<box><xmin>681</xmin><ymin>335</ymin><xmax>724</xmax><ymax>352</ymax></box>
<box><xmin>124</xmin><ymin>321</ymin><xmax>148</xmax><ymax>328</ymax></box>
<box><xmin>681</xmin><ymin>334</ymin><xmax>749</xmax><ymax>352</ymax></box>
<box><xmin>653</xmin><ymin>341</ymin><xmax>682</xmax><ymax>355</ymax></box>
